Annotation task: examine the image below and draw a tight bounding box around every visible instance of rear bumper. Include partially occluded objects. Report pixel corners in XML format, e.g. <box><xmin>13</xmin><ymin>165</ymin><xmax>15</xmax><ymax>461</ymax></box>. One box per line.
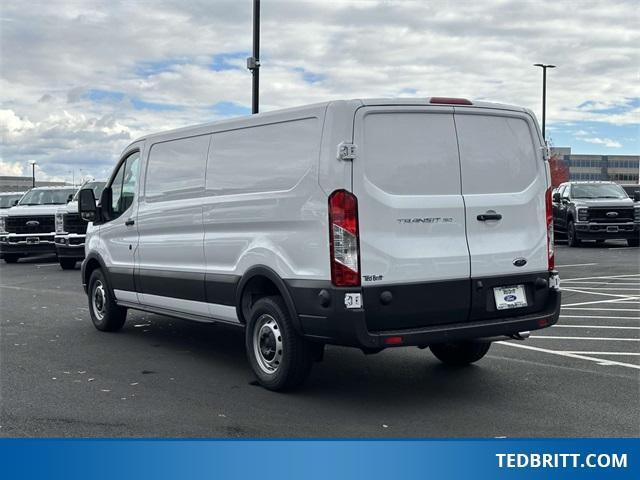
<box><xmin>288</xmin><ymin>274</ymin><xmax>561</xmax><ymax>349</ymax></box>
<box><xmin>54</xmin><ymin>234</ymin><xmax>86</xmax><ymax>259</ymax></box>
<box><xmin>574</xmin><ymin>222</ymin><xmax>640</xmax><ymax>240</ymax></box>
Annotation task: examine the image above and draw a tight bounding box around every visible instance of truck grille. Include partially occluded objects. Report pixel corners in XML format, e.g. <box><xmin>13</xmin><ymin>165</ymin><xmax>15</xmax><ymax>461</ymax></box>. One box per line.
<box><xmin>5</xmin><ymin>215</ymin><xmax>55</xmax><ymax>234</ymax></box>
<box><xmin>63</xmin><ymin>213</ymin><xmax>87</xmax><ymax>234</ymax></box>
<box><xmin>587</xmin><ymin>207</ymin><xmax>634</xmax><ymax>223</ymax></box>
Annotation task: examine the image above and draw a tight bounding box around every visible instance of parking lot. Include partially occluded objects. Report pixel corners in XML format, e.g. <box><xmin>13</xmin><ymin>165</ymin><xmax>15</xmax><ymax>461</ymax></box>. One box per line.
<box><xmin>0</xmin><ymin>242</ymin><xmax>638</xmax><ymax>438</ymax></box>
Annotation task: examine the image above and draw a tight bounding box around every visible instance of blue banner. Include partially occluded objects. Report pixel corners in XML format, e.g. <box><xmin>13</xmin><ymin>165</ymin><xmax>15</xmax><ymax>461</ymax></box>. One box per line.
<box><xmin>0</xmin><ymin>439</ymin><xmax>637</xmax><ymax>479</ymax></box>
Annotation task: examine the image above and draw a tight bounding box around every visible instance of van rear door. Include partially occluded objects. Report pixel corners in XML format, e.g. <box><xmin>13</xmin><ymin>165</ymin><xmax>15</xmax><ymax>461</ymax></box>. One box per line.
<box><xmin>454</xmin><ymin>108</ymin><xmax>550</xmax><ymax>321</ymax></box>
<box><xmin>351</xmin><ymin>106</ymin><xmax>471</xmax><ymax>331</ymax></box>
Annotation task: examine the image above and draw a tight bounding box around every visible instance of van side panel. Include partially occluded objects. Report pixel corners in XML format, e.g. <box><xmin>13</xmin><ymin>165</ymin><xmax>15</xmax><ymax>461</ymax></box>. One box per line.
<box><xmin>202</xmin><ymin>111</ymin><xmax>329</xmax><ymax>316</ymax></box>
<box><xmin>135</xmin><ymin>135</ymin><xmax>209</xmax><ymax>316</ymax></box>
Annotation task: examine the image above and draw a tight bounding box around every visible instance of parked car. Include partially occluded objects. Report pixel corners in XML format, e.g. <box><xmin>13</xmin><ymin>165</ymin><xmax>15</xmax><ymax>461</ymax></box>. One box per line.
<box><xmin>0</xmin><ymin>192</ymin><xmax>26</xmax><ymax>209</ymax></box>
<box><xmin>621</xmin><ymin>184</ymin><xmax>640</xmax><ymax>202</ymax></box>
<box><xmin>552</xmin><ymin>181</ymin><xmax>640</xmax><ymax>247</ymax></box>
<box><xmin>78</xmin><ymin>97</ymin><xmax>561</xmax><ymax>391</ymax></box>
<box><xmin>54</xmin><ymin>181</ymin><xmax>106</xmax><ymax>270</ymax></box>
<box><xmin>0</xmin><ymin>186</ymin><xmax>78</xmax><ymax>263</ymax></box>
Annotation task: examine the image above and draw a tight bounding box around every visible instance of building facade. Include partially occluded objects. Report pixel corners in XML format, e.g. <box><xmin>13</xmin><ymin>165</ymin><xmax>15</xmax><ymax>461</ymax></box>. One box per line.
<box><xmin>549</xmin><ymin>148</ymin><xmax>639</xmax><ymax>186</ymax></box>
<box><xmin>0</xmin><ymin>176</ymin><xmax>69</xmax><ymax>193</ymax></box>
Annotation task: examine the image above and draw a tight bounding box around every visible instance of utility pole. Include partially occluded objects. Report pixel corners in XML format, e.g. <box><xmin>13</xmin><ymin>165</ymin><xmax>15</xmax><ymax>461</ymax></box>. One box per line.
<box><xmin>247</xmin><ymin>0</ymin><xmax>260</xmax><ymax>114</ymax></box>
<box><xmin>533</xmin><ymin>63</ymin><xmax>556</xmax><ymax>141</ymax></box>
<box><xmin>30</xmin><ymin>161</ymin><xmax>36</xmax><ymax>188</ymax></box>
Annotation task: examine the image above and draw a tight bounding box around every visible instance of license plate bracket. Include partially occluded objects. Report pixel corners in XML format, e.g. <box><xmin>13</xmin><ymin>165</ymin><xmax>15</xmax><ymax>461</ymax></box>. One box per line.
<box><xmin>26</xmin><ymin>237</ymin><xmax>40</xmax><ymax>245</ymax></box>
<box><xmin>493</xmin><ymin>284</ymin><xmax>528</xmax><ymax>310</ymax></box>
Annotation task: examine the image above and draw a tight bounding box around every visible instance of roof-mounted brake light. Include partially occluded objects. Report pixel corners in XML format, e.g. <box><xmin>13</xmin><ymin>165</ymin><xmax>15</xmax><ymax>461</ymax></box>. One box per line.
<box><xmin>429</xmin><ymin>97</ymin><xmax>473</xmax><ymax>105</ymax></box>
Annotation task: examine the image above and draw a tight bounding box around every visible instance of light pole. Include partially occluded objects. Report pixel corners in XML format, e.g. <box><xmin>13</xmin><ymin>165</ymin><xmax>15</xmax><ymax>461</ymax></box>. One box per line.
<box><xmin>29</xmin><ymin>161</ymin><xmax>37</xmax><ymax>188</ymax></box>
<box><xmin>247</xmin><ymin>0</ymin><xmax>260</xmax><ymax>114</ymax></box>
<box><xmin>533</xmin><ymin>63</ymin><xmax>556</xmax><ymax>141</ymax></box>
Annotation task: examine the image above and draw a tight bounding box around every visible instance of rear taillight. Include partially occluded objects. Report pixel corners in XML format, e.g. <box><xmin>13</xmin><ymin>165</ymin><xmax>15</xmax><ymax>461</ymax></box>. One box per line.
<box><xmin>328</xmin><ymin>190</ymin><xmax>360</xmax><ymax>287</ymax></box>
<box><xmin>545</xmin><ymin>187</ymin><xmax>555</xmax><ymax>270</ymax></box>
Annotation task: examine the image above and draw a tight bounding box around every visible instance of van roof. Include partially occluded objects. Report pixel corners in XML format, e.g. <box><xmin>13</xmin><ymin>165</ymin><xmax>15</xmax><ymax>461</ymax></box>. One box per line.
<box><xmin>126</xmin><ymin>98</ymin><xmax>530</xmax><ymax>150</ymax></box>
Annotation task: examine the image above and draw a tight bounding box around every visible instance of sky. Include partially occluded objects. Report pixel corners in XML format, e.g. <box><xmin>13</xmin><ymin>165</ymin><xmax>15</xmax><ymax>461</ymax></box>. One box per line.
<box><xmin>1</xmin><ymin>0</ymin><xmax>639</xmax><ymax>183</ymax></box>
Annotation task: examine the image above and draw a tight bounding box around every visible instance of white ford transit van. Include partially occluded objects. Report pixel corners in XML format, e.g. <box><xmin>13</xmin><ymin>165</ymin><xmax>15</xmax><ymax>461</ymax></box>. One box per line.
<box><xmin>78</xmin><ymin>98</ymin><xmax>561</xmax><ymax>391</ymax></box>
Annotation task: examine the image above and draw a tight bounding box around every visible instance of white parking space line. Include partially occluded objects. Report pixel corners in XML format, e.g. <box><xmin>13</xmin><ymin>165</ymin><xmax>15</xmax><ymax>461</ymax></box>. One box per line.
<box><xmin>563</xmin><ymin>282</ymin><xmax>640</xmax><ymax>286</ymax></box>
<box><xmin>553</xmin><ymin>325</ymin><xmax>640</xmax><ymax>330</ymax></box>
<box><xmin>561</xmin><ymin>287</ymin><xmax>640</xmax><ymax>291</ymax></box>
<box><xmin>530</xmin><ymin>336</ymin><xmax>639</xmax><ymax>341</ymax></box>
<box><xmin>565</xmin><ymin>352</ymin><xmax>640</xmax><ymax>356</ymax></box>
<box><xmin>497</xmin><ymin>341</ymin><xmax>640</xmax><ymax>370</ymax></box>
<box><xmin>556</xmin><ymin>263</ymin><xmax>598</xmax><ymax>268</ymax></box>
<box><xmin>562</xmin><ymin>274</ymin><xmax>640</xmax><ymax>281</ymax></box>
<box><xmin>562</xmin><ymin>288</ymin><xmax>639</xmax><ymax>298</ymax></box>
<box><xmin>562</xmin><ymin>298</ymin><xmax>640</xmax><ymax>307</ymax></box>
<box><xmin>35</xmin><ymin>263</ymin><xmax>58</xmax><ymax>267</ymax></box>
<box><xmin>561</xmin><ymin>307</ymin><xmax>640</xmax><ymax>312</ymax></box>
<box><xmin>560</xmin><ymin>315</ymin><xmax>640</xmax><ymax>320</ymax></box>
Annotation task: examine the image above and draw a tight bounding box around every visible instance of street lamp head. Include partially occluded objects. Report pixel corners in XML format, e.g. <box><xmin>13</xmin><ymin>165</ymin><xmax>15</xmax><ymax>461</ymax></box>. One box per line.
<box><xmin>534</xmin><ymin>63</ymin><xmax>557</xmax><ymax>69</ymax></box>
<box><xmin>29</xmin><ymin>160</ymin><xmax>37</xmax><ymax>166</ymax></box>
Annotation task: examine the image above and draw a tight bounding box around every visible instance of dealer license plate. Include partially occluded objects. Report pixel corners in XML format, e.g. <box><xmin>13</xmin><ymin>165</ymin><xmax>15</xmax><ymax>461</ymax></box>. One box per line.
<box><xmin>26</xmin><ymin>237</ymin><xmax>40</xmax><ymax>245</ymax></box>
<box><xmin>493</xmin><ymin>285</ymin><xmax>528</xmax><ymax>310</ymax></box>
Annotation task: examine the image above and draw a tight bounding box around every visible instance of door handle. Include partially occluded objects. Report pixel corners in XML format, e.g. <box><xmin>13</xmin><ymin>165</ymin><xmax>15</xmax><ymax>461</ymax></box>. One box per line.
<box><xmin>125</xmin><ymin>218</ymin><xmax>135</xmax><ymax>226</ymax></box>
<box><xmin>477</xmin><ymin>212</ymin><xmax>502</xmax><ymax>221</ymax></box>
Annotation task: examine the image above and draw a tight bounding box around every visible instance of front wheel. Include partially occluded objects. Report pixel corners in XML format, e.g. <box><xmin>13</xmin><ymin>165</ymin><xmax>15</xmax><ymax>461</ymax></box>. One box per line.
<box><xmin>88</xmin><ymin>269</ymin><xmax>127</xmax><ymax>332</ymax></box>
<box><xmin>567</xmin><ymin>220</ymin><xmax>581</xmax><ymax>247</ymax></box>
<box><xmin>246</xmin><ymin>296</ymin><xmax>313</xmax><ymax>391</ymax></box>
<box><xmin>628</xmin><ymin>238</ymin><xmax>639</xmax><ymax>247</ymax></box>
<box><xmin>430</xmin><ymin>341</ymin><xmax>491</xmax><ymax>366</ymax></box>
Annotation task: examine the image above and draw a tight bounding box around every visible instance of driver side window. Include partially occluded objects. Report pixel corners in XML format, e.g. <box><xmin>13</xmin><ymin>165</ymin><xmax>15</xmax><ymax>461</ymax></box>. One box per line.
<box><xmin>110</xmin><ymin>151</ymin><xmax>140</xmax><ymax>220</ymax></box>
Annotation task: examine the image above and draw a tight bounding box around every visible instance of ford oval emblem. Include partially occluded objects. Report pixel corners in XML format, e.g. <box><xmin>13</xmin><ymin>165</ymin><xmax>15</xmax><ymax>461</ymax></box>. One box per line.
<box><xmin>606</xmin><ymin>211</ymin><xmax>618</xmax><ymax>218</ymax></box>
<box><xmin>26</xmin><ymin>220</ymin><xmax>40</xmax><ymax>227</ymax></box>
<box><xmin>513</xmin><ymin>258</ymin><xmax>527</xmax><ymax>267</ymax></box>
<box><xmin>504</xmin><ymin>294</ymin><xmax>517</xmax><ymax>302</ymax></box>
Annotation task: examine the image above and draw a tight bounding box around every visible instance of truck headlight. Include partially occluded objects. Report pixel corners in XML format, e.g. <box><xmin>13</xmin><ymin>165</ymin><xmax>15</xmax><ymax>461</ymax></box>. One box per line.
<box><xmin>55</xmin><ymin>213</ymin><xmax>65</xmax><ymax>233</ymax></box>
<box><xmin>577</xmin><ymin>208</ymin><xmax>588</xmax><ymax>222</ymax></box>
<box><xmin>0</xmin><ymin>216</ymin><xmax>5</xmax><ymax>233</ymax></box>
<box><xmin>634</xmin><ymin>207</ymin><xmax>640</xmax><ymax>222</ymax></box>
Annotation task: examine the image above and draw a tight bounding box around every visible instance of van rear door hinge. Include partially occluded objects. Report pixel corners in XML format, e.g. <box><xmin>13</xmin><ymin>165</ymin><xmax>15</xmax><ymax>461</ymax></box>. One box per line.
<box><xmin>337</xmin><ymin>142</ymin><xmax>357</xmax><ymax>161</ymax></box>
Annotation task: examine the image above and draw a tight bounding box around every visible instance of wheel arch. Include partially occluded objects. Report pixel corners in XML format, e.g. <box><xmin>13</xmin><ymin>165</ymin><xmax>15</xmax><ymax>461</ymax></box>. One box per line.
<box><xmin>235</xmin><ymin>265</ymin><xmax>302</xmax><ymax>334</ymax></box>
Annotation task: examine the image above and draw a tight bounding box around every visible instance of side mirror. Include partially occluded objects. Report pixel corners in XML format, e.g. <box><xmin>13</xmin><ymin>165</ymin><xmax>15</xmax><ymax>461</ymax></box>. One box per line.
<box><xmin>100</xmin><ymin>187</ymin><xmax>112</xmax><ymax>221</ymax></box>
<box><xmin>634</xmin><ymin>191</ymin><xmax>640</xmax><ymax>202</ymax></box>
<box><xmin>78</xmin><ymin>188</ymin><xmax>97</xmax><ymax>222</ymax></box>
<box><xmin>11</xmin><ymin>199</ymin><xmax>19</xmax><ymax>206</ymax></box>
<box><xmin>552</xmin><ymin>192</ymin><xmax>561</xmax><ymax>203</ymax></box>
<box><xmin>67</xmin><ymin>194</ymin><xmax>74</xmax><ymax>203</ymax></box>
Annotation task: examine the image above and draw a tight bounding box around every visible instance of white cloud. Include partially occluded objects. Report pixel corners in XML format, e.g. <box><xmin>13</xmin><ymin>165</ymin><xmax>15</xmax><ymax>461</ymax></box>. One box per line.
<box><xmin>1</xmin><ymin>0</ymin><xmax>638</xmax><ymax>177</ymax></box>
<box><xmin>581</xmin><ymin>137</ymin><xmax>622</xmax><ymax>148</ymax></box>
<box><xmin>0</xmin><ymin>160</ymin><xmax>25</xmax><ymax>176</ymax></box>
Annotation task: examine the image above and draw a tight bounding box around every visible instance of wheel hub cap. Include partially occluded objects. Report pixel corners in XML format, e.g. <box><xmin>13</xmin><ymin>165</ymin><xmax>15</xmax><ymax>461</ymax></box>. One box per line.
<box><xmin>253</xmin><ymin>314</ymin><xmax>283</xmax><ymax>375</ymax></box>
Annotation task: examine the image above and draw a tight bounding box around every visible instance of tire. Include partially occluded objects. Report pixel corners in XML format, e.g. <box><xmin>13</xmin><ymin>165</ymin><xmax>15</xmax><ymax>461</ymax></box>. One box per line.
<box><xmin>567</xmin><ymin>220</ymin><xmax>581</xmax><ymax>247</ymax></box>
<box><xmin>245</xmin><ymin>296</ymin><xmax>313</xmax><ymax>391</ymax></box>
<box><xmin>430</xmin><ymin>341</ymin><xmax>491</xmax><ymax>366</ymax></box>
<box><xmin>627</xmin><ymin>238</ymin><xmax>640</xmax><ymax>247</ymax></box>
<box><xmin>3</xmin><ymin>255</ymin><xmax>19</xmax><ymax>264</ymax></box>
<box><xmin>59</xmin><ymin>258</ymin><xmax>77</xmax><ymax>270</ymax></box>
<box><xmin>88</xmin><ymin>268</ymin><xmax>127</xmax><ymax>332</ymax></box>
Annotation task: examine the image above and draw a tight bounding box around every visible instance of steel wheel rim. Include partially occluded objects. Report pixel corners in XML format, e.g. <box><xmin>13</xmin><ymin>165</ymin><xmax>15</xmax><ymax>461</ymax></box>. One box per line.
<box><xmin>253</xmin><ymin>314</ymin><xmax>283</xmax><ymax>375</ymax></box>
<box><xmin>92</xmin><ymin>280</ymin><xmax>106</xmax><ymax>321</ymax></box>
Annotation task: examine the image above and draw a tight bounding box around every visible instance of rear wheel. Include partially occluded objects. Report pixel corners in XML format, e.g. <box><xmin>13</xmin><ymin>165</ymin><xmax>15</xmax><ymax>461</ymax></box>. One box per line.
<box><xmin>88</xmin><ymin>269</ymin><xmax>127</xmax><ymax>332</ymax></box>
<box><xmin>567</xmin><ymin>220</ymin><xmax>581</xmax><ymax>247</ymax></box>
<box><xmin>59</xmin><ymin>258</ymin><xmax>77</xmax><ymax>270</ymax></box>
<box><xmin>3</xmin><ymin>255</ymin><xmax>19</xmax><ymax>264</ymax></box>
<box><xmin>430</xmin><ymin>341</ymin><xmax>491</xmax><ymax>366</ymax></box>
<box><xmin>246</xmin><ymin>296</ymin><xmax>313</xmax><ymax>391</ymax></box>
<box><xmin>628</xmin><ymin>238</ymin><xmax>640</xmax><ymax>247</ymax></box>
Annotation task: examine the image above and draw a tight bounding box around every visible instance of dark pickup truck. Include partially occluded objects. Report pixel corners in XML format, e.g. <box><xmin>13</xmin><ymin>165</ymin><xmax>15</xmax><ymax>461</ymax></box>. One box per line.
<box><xmin>553</xmin><ymin>181</ymin><xmax>640</xmax><ymax>247</ymax></box>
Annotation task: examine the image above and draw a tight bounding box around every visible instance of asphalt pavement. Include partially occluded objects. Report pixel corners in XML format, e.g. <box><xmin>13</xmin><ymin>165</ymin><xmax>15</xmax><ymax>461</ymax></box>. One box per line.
<box><xmin>1</xmin><ymin>241</ymin><xmax>638</xmax><ymax>438</ymax></box>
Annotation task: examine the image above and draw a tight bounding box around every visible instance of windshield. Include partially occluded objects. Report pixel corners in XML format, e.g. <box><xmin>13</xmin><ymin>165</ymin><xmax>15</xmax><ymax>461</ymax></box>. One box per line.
<box><xmin>0</xmin><ymin>194</ymin><xmax>24</xmax><ymax>208</ymax></box>
<box><xmin>571</xmin><ymin>184</ymin><xmax>627</xmax><ymax>199</ymax></box>
<box><xmin>18</xmin><ymin>188</ymin><xmax>77</xmax><ymax>206</ymax></box>
<box><xmin>73</xmin><ymin>181</ymin><xmax>106</xmax><ymax>201</ymax></box>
